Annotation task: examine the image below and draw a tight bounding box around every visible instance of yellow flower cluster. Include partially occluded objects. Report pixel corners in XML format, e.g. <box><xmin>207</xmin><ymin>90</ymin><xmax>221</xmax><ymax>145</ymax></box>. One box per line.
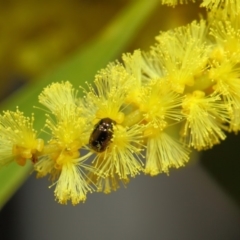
<box><xmin>162</xmin><ymin>0</ymin><xmax>240</xmax><ymax>17</ymax></box>
<box><xmin>1</xmin><ymin>2</ymin><xmax>240</xmax><ymax>205</ymax></box>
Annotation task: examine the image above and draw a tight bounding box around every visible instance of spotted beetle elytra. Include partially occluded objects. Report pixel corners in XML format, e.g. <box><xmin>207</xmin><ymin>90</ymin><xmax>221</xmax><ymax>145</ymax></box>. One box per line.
<box><xmin>89</xmin><ymin>118</ymin><xmax>116</xmax><ymax>152</ymax></box>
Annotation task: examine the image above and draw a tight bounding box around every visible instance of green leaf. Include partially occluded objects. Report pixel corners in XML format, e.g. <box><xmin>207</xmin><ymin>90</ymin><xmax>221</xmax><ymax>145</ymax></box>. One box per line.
<box><xmin>0</xmin><ymin>0</ymin><xmax>159</xmax><ymax>209</ymax></box>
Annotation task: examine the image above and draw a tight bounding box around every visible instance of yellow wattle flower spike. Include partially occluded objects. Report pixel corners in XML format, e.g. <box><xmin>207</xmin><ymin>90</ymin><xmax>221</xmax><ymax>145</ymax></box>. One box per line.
<box><xmin>145</xmin><ymin>130</ymin><xmax>190</xmax><ymax>175</ymax></box>
<box><xmin>201</xmin><ymin>0</ymin><xmax>240</xmax><ymax>16</ymax></box>
<box><xmin>152</xmin><ymin>20</ymin><xmax>209</xmax><ymax>93</ymax></box>
<box><xmin>181</xmin><ymin>90</ymin><xmax>229</xmax><ymax>150</ymax></box>
<box><xmin>1</xmin><ymin>1</ymin><xmax>239</xmax><ymax>205</ymax></box>
<box><xmin>0</xmin><ymin>108</ymin><xmax>44</xmax><ymax>167</ymax></box>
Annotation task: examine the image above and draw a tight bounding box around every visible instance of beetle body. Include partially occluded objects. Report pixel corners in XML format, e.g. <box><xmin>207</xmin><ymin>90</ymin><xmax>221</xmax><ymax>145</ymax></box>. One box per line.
<box><xmin>89</xmin><ymin>118</ymin><xmax>116</xmax><ymax>152</ymax></box>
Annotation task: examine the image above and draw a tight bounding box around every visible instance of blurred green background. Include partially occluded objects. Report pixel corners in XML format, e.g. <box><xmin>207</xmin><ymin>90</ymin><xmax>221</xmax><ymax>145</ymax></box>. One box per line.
<box><xmin>0</xmin><ymin>1</ymin><xmax>239</xmax><ymax>240</ymax></box>
<box><xmin>0</xmin><ymin>0</ymin><xmax>200</xmax><ymax>98</ymax></box>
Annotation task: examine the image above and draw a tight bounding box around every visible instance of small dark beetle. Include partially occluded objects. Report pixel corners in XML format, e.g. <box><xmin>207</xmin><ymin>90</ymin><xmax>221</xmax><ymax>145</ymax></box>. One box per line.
<box><xmin>89</xmin><ymin>118</ymin><xmax>116</xmax><ymax>152</ymax></box>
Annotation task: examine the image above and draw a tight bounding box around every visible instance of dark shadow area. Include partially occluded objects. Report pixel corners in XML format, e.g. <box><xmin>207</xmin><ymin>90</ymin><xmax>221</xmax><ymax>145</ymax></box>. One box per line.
<box><xmin>200</xmin><ymin>133</ymin><xmax>240</xmax><ymax>208</ymax></box>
